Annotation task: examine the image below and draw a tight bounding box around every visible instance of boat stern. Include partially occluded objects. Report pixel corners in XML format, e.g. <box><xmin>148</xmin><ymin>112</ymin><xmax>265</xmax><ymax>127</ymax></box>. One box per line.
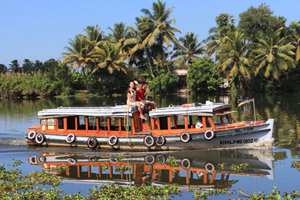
<box><xmin>24</xmin><ymin>125</ymin><xmax>41</xmax><ymax>144</ymax></box>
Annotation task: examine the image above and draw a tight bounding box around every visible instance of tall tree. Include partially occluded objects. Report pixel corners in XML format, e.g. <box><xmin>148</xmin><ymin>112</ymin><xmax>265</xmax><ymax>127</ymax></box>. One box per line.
<box><xmin>172</xmin><ymin>32</ymin><xmax>203</xmax><ymax>68</ymax></box>
<box><xmin>289</xmin><ymin>21</ymin><xmax>300</xmax><ymax>63</ymax></box>
<box><xmin>205</xmin><ymin>13</ymin><xmax>235</xmax><ymax>59</ymax></box>
<box><xmin>108</xmin><ymin>22</ymin><xmax>133</xmax><ymax>42</ymax></box>
<box><xmin>252</xmin><ymin>28</ymin><xmax>295</xmax><ymax>80</ymax></box>
<box><xmin>217</xmin><ymin>31</ymin><xmax>251</xmax><ymax>90</ymax></box>
<box><xmin>63</xmin><ymin>34</ymin><xmax>93</xmax><ymax>92</ymax></box>
<box><xmin>9</xmin><ymin>60</ymin><xmax>21</xmax><ymax>73</ymax></box>
<box><xmin>91</xmin><ymin>41</ymin><xmax>127</xmax><ymax>74</ymax></box>
<box><xmin>238</xmin><ymin>4</ymin><xmax>286</xmax><ymax>42</ymax></box>
<box><xmin>0</xmin><ymin>64</ymin><xmax>7</xmax><ymax>74</ymax></box>
<box><xmin>133</xmin><ymin>0</ymin><xmax>180</xmax><ymax>75</ymax></box>
<box><xmin>22</xmin><ymin>59</ymin><xmax>34</xmax><ymax>74</ymax></box>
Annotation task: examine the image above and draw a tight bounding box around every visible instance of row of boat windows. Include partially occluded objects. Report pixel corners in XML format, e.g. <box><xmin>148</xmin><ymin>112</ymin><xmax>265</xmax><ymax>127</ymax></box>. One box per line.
<box><xmin>51</xmin><ymin>115</ymin><xmax>230</xmax><ymax>131</ymax></box>
<box><xmin>56</xmin><ymin>116</ymin><xmax>126</xmax><ymax>131</ymax></box>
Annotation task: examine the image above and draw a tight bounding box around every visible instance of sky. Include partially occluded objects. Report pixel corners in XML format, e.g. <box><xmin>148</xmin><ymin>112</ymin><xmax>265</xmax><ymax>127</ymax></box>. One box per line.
<box><xmin>1</xmin><ymin>0</ymin><xmax>300</xmax><ymax>67</ymax></box>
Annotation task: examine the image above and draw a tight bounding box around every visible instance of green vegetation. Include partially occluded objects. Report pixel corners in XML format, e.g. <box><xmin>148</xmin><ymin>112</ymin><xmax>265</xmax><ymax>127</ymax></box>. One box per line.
<box><xmin>1</xmin><ymin>1</ymin><xmax>300</xmax><ymax>97</ymax></box>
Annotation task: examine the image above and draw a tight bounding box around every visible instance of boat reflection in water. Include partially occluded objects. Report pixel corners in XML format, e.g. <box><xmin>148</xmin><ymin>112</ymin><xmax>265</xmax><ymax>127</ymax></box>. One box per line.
<box><xmin>29</xmin><ymin>149</ymin><xmax>274</xmax><ymax>190</ymax></box>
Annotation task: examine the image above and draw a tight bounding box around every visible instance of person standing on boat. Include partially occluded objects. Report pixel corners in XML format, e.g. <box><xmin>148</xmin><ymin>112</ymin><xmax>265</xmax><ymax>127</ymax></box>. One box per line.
<box><xmin>127</xmin><ymin>81</ymin><xmax>147</xmax><ymax>120</ymax></box>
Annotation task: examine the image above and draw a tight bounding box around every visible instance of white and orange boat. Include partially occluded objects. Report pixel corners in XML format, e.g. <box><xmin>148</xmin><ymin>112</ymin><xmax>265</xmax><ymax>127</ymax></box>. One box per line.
<box><xmin>25</xmin><ymin>101</ymin><xmax>274</xmax><ymax>151</ymax></box>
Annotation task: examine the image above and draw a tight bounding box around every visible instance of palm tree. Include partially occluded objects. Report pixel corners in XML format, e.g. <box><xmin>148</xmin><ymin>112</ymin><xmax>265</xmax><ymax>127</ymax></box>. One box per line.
<box><xmin>108</xmin><ymin>22</ymin><xmax>133</xmax><ymax>42</ymax></box>
<box><xmin>9</xmin><ymin>60</ymin><xmax>21</xmax><ymax>73</ymax></box>
<box><xmin>172</xmin><ymin>32</ymin><xmax>204</xmax><ymax>68</ymax></box>
<box><xmin>83</xmin><ymin>25</ymin><xmax>104</xmax><ymax>50</ymax></box>
<box><xmin>289</xmin><ymin>21</ymin><xmax>300</xmax><ymax>63</ymax></box>
<box><xmin>63</xmin><ymin>34</ymin><xmax>93</xmax><ymax>92</ymax></box>
<box><xmin>217</xmin><ymin>31</ymin><xmax>251</xmax><ymax>89</ymax></box>
<box><xmin>253</xmin><ymin>27</ymin><xmax>295</xmax><ymax>80</ymax></box>
<box><xmin>205</xmin><ymin>27</ymin><xmax>225</xmax><ymax>59</ymax></box>
<box><xmin>132</xmin><ymin>1</ymin><xmax>180</xmax><ymax>75</ymax></box>
<box><xmin>91</xmin><ymin>41</ymin><xmax>127</xmax><ymax>74</ymax></box>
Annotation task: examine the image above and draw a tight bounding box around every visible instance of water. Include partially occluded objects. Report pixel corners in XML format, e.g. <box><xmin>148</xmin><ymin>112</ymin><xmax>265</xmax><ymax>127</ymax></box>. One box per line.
<box><xmin>1</xmin><ymin>93</ymin><xmax>300</xmax><ymax>199</ymax></box>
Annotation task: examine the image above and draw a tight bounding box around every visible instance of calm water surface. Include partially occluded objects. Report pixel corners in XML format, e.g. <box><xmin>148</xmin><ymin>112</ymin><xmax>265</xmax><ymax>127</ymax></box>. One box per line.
<box><xmin>1</xmin><ymin>93</ymin><xmax>300</xmax><ymax>199</ymax></box>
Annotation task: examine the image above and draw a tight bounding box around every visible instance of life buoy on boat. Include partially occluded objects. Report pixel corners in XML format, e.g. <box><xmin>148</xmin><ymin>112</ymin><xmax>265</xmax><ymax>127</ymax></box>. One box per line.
<box><xmin>88</xmin><ymin>156</ymin><xmax>98</xmax><ymax>162</ymax></box>
<box><xmin>180</xmin><ymin>132</ymin><xmax>190</xmax><ymax>143</ymax></box>
<box><xmin>66</xmin><ymin>133</ymin><xmax>76</xmax><ymax>144</ymax></box>
<box><xmin>181</xmin><ymin>158</ymin><xmax>191</xmax><ymax>170</ymax></box>
<box><xmin>205</xmin><ymin>163</ymin><xmax>215</xmax><ymax>173</ymax></box>
<box><xmin>204</xmin><ymin>130</ymin><xmax>214</xmax><ymax>140</ymax></box>
<box><xmin>145</xmin><ymin>155</ymin><xmax>155</xmax><ymax>165</ymax></box>
<box><xmin>87</xmin><ymin>137</ymin><xmax>98</xmax><ymax>149</ymax></box>
<box><xmin>38</xmin><ymin>156</ymin><xmax>46</xmax><ymax>163</ymax></box>
<box><xmin>144</xmin><ymin>135</ymin><xmax>155</xmax><ymax>147</ymax></box>
<box><xmin>155</xmin><ymin>135</ymin><xmax>165</xmax><ymax>146</ymax></box>
<box><xmin>110</xmin><ymin>157</ymin><xmax>118</xmax><ymax>163</ymax></box>
<box><xmin>35</xmin><ymin>133</ymin><xmax>45</xmax><ymax>144</ymax></box>
<box><xmin>27</xmin><ymin>130</ymin><xmax>36</xmax><ymax>140</ymax></box>
<box><xmin>156</xmin><ymin>155</ymin><xmax>166</xmax><ymax>164</ymax></box>
<box><xmin>108</xmin><ymin>135</ymin><xmax>118</xmax><ymax>146</ymax></box>
<box><xmin>29</xmin><ymin>156</ymin><xmax>37</xmax><ymax>164</ymax></box>
<box><xmin>67</xmin><ymin>158</ymin><xmax>76</xmax><ymax>164</ymax></box>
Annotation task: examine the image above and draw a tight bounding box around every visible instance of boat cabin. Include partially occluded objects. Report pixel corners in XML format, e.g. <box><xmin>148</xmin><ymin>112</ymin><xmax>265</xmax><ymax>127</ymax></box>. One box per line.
<box><xmin>37</xmin><ymin>105</ymin><xmax>150</xmax><ymax>137</ymax></box>
<box><xmin>35</xmin><ymin>102</ymin><xmax>233</xmax><ymax>138</ymax></box>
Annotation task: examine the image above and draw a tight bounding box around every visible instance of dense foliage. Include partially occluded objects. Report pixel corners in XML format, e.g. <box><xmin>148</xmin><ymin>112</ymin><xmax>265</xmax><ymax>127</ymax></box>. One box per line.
<box><xmin>187</xmin><ymin>57</ymin><xmax>222</xmax><ymax>93</ymax></box>
<box><xmin>1</xmin><ymin>1</ymin><xmax>300</xmax><ymax>97</ymax></box>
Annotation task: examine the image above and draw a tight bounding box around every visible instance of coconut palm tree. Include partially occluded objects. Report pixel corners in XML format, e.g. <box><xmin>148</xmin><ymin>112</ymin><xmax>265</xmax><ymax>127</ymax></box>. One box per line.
<box><xmin>91</xmin><ymin>41</ymin><xmax>127</xmax><ymax>74</ymax></box>
<box><xmin>217</xmin><ymin>31</ymin><xmax>251</xmax><ymax>89</ymax></box>
<box><xmin>289</xmin><ymin>21</ymin><xmax>300</xmax><ymax>63</ymax></box>
<box><xmin>253</xmin><ymin>27</ymin><xmax>295</xmax><ymax>80</ymax></box>
<box><xmin>83</xmin><ymin>25</ymin><xmax>104</xmax><ymax>50</ymax></box>
<box><xmin>205</xmin><ymin>27</ymin><xmax>225</xmax><ymax>60</ymax></box>
<box><xmin>108</xmin><ymin>22</ymin><xmax>133</xmax><ymax>42</ymax></box>
<box><xmin>63</xmin><ymin>34</ymin><xmax>93</xmax><ymax>92</ymax></box>
<box><xmin>172</xmin><ymin>32</ymin><xmax>204</xmax><ymax>68</ymax></box>
<box><xmin>131</xmin><ymin>1</ymin><xmax>180</xmax><ymax>75</ymax></box>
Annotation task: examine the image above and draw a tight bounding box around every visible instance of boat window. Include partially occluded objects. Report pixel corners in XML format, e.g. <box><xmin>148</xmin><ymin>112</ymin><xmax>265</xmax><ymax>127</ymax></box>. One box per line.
<box><xmin>212</xmin><ymin>115</ymin><xmax>222</xmax><ymax>125</ymax></box>
<box><xmin>159</xmin><ymin>117</ymin><xmax>168</xmax><ymax>130</ymax></box>
<box><xmin>67</xmin><ymin>116</ymin><xmax>75</xmax><ymax>130</ymax></box>
<box><xmin>205</xmin><ymin>117</ymin><xmax>212</xmax><ymax>128</ymax></box>
<box><xmin>172</xmin><ymin>115</ymin><xmax>185</xmax><ymax>129</ymax></box>
<box><xmin>77</xmin><ymin>116</ymin><xmax>86</xmax><ymax>130</ymax></box>
<box><xmin>98</xmin><ymin>117</ymin><xmax>107</xmax><ymax>130</ymax></box>
<box><xmin>58</xmin><ymin>117</ymin><xmax>64</xmax><ymax>129</ymax></box>
<box><xmin>110</xmin><ymin>117</ymin><xmax>125</xmax><ymax>131</ymax></box>
<box><xmin>88</xmin><ymin>116</ymin><xmax>97</xmax><ymax>130</ymax></box>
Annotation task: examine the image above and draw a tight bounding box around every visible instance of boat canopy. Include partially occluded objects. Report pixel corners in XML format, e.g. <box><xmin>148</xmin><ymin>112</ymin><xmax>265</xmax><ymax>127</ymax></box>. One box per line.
<box><xmin>149</xmin><ymin>102</ymin><xmax>231</xmax><ymax>117</ymax></box>
<box><xmin>37</xmin><ymin>105</ymin><xmax>138</xmax><ymax>119</ymax></box>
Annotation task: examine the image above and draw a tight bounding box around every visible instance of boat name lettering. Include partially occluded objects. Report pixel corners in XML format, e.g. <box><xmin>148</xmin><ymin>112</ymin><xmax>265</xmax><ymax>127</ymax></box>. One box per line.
<box><xmin>41</xmin><ymin>121</ymin><xmax>56</xmax><ymax>126</ymax></box>
<box><xmin>220</xmin><ymin>138</ymin><xmax>259</xmax><ymax>145</ymax></box>
<box><xmin>235</xmin><ymin>127</ymin><xmax>254</xmax><ymax>133</ymax></box>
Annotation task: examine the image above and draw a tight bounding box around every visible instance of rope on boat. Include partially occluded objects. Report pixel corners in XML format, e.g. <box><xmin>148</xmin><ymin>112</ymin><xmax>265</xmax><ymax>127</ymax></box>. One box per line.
<box><xmin>125</xmin><ymin>106</ymin><xmax>131</xmax><ymax>146</ymax></box>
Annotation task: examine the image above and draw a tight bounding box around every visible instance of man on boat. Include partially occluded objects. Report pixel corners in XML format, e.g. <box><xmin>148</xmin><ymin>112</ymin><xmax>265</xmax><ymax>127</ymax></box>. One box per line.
<box><xmin>136</xmin><ymin>80</ymin><xmax>156</xmax><ymax>110</ymax></box>
<box><xmin>127</xmin><ymin>81</ymin><xmax>147</xmax><ymax>120</ymax></box>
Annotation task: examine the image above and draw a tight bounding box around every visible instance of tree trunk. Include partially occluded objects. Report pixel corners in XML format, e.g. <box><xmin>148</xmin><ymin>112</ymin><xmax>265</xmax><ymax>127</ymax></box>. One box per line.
<box><xmin>145</xmin><ymin>47</ymin><xmax>154</xmax><ymax>78</ymax></box>
<box><xmin>82</xmin><ymin>68</ymin><xmax>91</xmax><ymax>93</ymax></box>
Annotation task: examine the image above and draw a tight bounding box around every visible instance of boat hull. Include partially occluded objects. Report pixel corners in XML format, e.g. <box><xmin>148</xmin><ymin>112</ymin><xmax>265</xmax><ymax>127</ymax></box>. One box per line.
<box><xmin>25</xmin><ymin>119</ymin><xmax>274</xmax><ymax>151</ymax></box>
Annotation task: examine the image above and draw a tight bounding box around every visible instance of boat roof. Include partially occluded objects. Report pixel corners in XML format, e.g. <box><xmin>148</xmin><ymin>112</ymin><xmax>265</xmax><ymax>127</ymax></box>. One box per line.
<box><xmin>37</xmin><ymin>105</ymin><xmax>138</xmax><ymax>119</ymax></box>
<box><xmin>149</xmin><ymin>102</ymin><xmax>231</xmax><ymax>117</ymax></box>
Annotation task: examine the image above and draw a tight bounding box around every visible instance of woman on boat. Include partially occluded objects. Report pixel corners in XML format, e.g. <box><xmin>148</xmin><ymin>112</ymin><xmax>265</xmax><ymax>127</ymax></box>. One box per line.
<box><xmin>127</xmin><ymin>81</ymin><xmax>147</xmax><ymax>120</ymax></box>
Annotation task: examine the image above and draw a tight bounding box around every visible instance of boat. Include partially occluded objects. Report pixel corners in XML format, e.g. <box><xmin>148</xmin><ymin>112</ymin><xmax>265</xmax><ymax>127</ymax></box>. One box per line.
<box><xmin>28</xmin><ymin>149</ymin><xmax>274</xmax><ymax>189</ymax></box>
<box><xmin>24</xmin><ymin>101</ymin><xmax>274</xmax><ymax>151</ymax></box>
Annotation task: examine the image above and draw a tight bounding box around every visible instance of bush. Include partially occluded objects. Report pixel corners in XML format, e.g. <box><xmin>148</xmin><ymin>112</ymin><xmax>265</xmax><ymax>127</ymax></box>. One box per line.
<box><xmin>187</xmin><ymin>57</ymin><xmax>222</xmax><ymax>93</ymax></box>
<box><xmin>148</xmin><ymin>69</ymin><xmax>179</xmax><ymax>94</ymax></box>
